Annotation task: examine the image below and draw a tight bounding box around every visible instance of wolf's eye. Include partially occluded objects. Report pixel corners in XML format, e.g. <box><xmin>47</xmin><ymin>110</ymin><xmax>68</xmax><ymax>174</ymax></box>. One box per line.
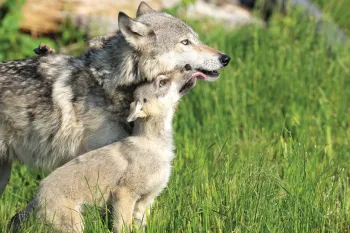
<box><xmin>181</xmin><ymin>39</ymin><xmax>190</xmax><ymax>45</ymax></box>
<box><xmin>159</xmin><ymin>79</ymin><xmax>169</xmax><ymax>88</ymax></box>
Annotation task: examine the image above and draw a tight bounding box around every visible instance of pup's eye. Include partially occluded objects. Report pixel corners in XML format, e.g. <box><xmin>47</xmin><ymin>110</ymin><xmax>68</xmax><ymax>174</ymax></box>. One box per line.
<box><xmin>181</xmin><ymin>39</ymin><xmax>190</xmax><ymax>45</ymax></box>
<box><xmin>159</xmin><ymin>79</ymin><xmax>169</xmax><ymax>87</ymax></box>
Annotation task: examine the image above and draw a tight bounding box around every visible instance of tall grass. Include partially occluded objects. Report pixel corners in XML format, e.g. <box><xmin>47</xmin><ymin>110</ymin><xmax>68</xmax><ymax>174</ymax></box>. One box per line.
<box><xmin>1</xmin><ymin>5</ymin><xmax>349</xmax><ymax>233</ymax></box>
<box><xmin>313</xmin><ymin>0</ymin><xmax>350</xmax><ymax>35</ymax></box>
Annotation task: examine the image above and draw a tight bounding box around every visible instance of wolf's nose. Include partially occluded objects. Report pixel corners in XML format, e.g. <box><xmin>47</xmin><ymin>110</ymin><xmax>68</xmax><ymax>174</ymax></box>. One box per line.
<box><xmin>219</xmin><ymin>54</ymin><xmax>231</xmax><ymax>66</ymax></box>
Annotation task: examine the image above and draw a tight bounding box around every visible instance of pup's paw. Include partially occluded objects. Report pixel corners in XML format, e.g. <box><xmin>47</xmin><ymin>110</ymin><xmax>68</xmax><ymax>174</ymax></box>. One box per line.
<box><xmin>34</xmin><ymin>43</ymin><xmax>55</xmax><ymax>56</ymax></box>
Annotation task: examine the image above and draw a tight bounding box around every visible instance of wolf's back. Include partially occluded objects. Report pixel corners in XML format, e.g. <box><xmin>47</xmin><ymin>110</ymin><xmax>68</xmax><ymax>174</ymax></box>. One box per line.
<box><xmin>0</xmin><ymin>56</ymin><xmax>67</xmax><ymax>167</ymax></box>
<box><xmin>0</xmin><ymin>57</ymin><xmax>55</xmax><ymax>131</ymax></box>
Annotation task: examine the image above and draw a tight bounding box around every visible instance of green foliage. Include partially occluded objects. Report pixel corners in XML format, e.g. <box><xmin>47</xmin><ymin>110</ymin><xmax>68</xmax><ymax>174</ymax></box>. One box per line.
<box><xmin>57</xmin><ymin>18</ymin><xmax>87</xmax><ymax>55</ymax></box>
<box><xmin>0</xmin><ymin>0</ymin><xmax>87</xmax><ymax>61</ymax></box>
<box><xmin>0</xmin><ymin>0</ymin><xmax>53</xmax><ymax>60</ymax></box>
<box><xmin>0</xmin><ymin>3</ymin><xmax>349</xmax><ymax>233</ymax></box>
<box><xmin>313</xmin><ymin>0</ymin><xmax>350</xmax><ymax>36</ymax></box>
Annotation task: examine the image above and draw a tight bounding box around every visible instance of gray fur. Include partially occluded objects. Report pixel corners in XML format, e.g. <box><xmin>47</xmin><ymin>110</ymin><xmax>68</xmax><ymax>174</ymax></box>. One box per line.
<box><xmin>10</xmin><ymin>68</ymin><xmax>197</xmax><ymax>233</ymax></box>
<box><xmin>0</xmin><ymin>2</ymin><xmax>230</xmax><ymax>195</ymax></box>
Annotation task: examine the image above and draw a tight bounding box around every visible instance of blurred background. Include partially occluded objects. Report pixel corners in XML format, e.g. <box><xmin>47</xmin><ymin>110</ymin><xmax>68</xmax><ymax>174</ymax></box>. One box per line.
<box><xmin>0</xmin><ymin>0</ymin><xmax>349</xmax><ymax>232</ymax></box>
<box><xmin>0</xmin><ymin>0</ymin><xmax>348</xmax><ymax>58</ymax></box>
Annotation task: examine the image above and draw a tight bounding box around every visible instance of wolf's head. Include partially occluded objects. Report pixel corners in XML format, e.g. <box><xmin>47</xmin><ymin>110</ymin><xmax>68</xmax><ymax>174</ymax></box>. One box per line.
<box><xmin>119</xmin><ymin>2</ymin><xmax>230</xmax><ymax>83</ymax></box>
<box><xmin>87</xmin><ymin>2</ymin><xmax>230</xmax><ymax>92</ymax></box>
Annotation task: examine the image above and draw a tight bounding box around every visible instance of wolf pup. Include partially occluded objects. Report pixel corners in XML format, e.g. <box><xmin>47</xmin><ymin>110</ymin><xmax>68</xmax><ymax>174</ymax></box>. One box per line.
<box><xmin>0</xmin><ymin>2</ymin><xmax>230</xmax><ymax>195</ymax></box>
<box><xmin>9</xmin><ymin>65</ymin><xmax>200</xmax><ymax>233</ymax></box>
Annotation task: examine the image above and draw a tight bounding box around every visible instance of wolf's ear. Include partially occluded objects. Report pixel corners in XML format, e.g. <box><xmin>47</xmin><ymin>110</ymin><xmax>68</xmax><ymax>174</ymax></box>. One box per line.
<box><xmin>118</xmin><ymin>12</ymin><xmax>155</xmax><ymax>49</ymax></box>
<box><xmin>136</xmin><ymin>2</ymin><xmax>155</xmax><ymax>17</ymax></box>
<box><xmin>127</xmin><ymin>101</ymin><xmax>147</xmax><ymax>122</ymax></box>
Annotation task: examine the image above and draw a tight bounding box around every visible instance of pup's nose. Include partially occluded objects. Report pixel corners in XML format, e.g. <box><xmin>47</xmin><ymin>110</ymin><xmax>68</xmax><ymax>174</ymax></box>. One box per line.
<box><xmin>219</xmin><ymin>54</ymin><xmax>231</xmax><ymax>66</ymax></box>
<box><xmin>184</xmin><ymin>64</ymin><xmax>192</xmax><ymax>71</ymax></box>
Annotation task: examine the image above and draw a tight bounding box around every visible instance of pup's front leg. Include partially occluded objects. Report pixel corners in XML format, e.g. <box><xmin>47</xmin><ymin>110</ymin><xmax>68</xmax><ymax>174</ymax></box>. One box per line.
<box><xmin>0</xmin><ymin>161</ymin><xmax>12</xmax><ymax>196</ymax></box>
<box><xmin>112</xmin><ymin>188</ymin><xmax>136</xmax><ymax>233</ymax></box>
<box><xmin>133</xmin><ymin>193</ymin><xmax>157</xmax><ymax>231</ymax></box>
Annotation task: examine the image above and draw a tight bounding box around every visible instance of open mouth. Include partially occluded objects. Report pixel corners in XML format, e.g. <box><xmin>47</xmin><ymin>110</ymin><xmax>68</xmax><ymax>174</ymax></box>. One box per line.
<box><xmin>195</xmin><ymin>69</ymin><xmax>220</xmax><ymax>81</ymax></box>
<box><xmin>179</xmin><ymin>78</ymin><xmax>196</xmax><ymax>94</ymax></box>
<box><xmin>179</xmin><ymin>72</ymin><xmax>202</xmax><ymax>94</ymax></box>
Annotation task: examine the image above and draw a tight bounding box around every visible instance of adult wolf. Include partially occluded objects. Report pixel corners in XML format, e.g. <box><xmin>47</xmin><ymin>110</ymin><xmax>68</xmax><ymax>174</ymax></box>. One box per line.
<box><xmin>0</xmin><ymin>2</ymin><xmax>230</xmax><ymax>195</ymax></box>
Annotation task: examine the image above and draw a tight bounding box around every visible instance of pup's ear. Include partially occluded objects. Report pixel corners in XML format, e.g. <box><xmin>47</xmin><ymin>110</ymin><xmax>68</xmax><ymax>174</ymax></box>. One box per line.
<box><xmin>127</xmin><ymin>101</ymin><xmax>147</xmax><ymax>122</ymax></box>
<box><xmin>136</xmin><ymin>2</ymin><xmax>155</xmax><ymax>17</ymax></box>
<box><xmin>118</xmin><ymin>12</ymin><xmax>155</xmax><ymax>49</ymax></box>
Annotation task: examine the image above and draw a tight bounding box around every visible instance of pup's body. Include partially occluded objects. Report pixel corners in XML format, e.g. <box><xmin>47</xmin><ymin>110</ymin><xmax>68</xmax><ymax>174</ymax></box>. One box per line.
<box><xmin>0</xmin><ymin>2</ymin><xmax>230</xmax><ymax>195</ymax></box>
<box><xmin>10</xmin><ymin>67</ymin><xmax>198</xmax><ymax>233</ymax></box>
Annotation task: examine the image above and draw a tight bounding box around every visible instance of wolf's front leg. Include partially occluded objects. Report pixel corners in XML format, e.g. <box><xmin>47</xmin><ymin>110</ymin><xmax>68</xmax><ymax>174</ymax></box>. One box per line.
<box><xmin>112</xmin><ymin>188</ymin><xmax>136</xmax><ymax>233</ymax></box>
<box><xmin>0</xmin><ymin>161</ymin><xmax>12</xmax><ymax>196</ymax></box>
<box><xmin>133</xmin><ymin>193</ymin><xmax>157</xmax><ymax>231</ymax></box>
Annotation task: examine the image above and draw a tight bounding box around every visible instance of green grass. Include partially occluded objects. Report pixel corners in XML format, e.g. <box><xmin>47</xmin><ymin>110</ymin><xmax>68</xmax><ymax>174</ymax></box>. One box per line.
<box><xmin>313</xmin><ymin>0</ymin><xmax>350</xmax><ymax>36</ymax></box>
<box><xmin>1</xmin><ymin>5</ymin><xmax>350</xmax><ymax>233</ymax></box>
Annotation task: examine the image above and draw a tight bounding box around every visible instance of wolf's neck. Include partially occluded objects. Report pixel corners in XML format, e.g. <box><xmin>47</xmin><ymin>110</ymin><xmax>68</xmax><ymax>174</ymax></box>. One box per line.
<box><xmin>133</xmin><ymin>110</ymin><xmax>174</xmax><ymax>148</ymax></box>
<box><xmin>85</xmin><ymin>34</ymin><xmax>142</xmax><ymax>94</ymax></box>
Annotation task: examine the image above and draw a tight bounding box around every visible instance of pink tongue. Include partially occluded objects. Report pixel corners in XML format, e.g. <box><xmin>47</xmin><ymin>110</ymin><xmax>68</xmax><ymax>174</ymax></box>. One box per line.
<box><xmin>191</xmin><ymin>72</ymin><xmax>206</xmax><ymax>80</ymax></box>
